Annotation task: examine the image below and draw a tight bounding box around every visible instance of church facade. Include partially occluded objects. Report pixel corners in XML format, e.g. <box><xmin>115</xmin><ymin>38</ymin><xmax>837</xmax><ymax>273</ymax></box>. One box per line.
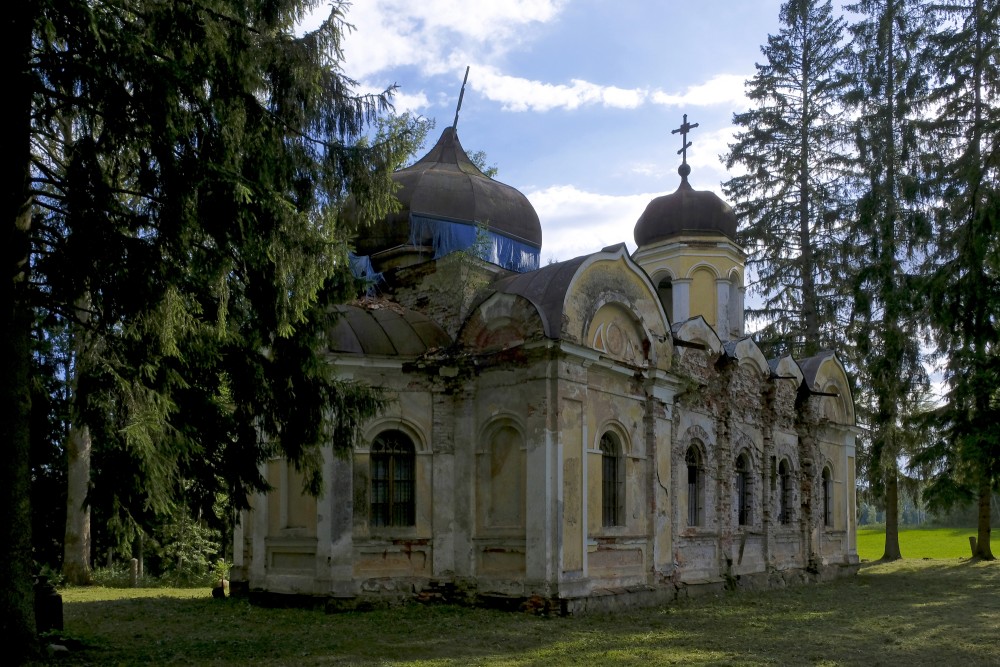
<box><xmin>230</xmin><ymin>125</ymin><xmax>859</xmax><ymax>612</ymax></box>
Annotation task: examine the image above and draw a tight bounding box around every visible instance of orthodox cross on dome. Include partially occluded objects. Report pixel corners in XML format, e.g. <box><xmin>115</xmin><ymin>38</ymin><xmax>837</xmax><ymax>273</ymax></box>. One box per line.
<box><xmin>671</xmin><ymin>113</ymin><xmax>699</xmax><ymax>164</ymax></box>
<box><xmin>452</xmin><ymin>66</ymin><xmax>470</xmax><ymax>129</ymax></box>
<box><xmin>671</xmin><ymin>113</ymin><xmax>699</xmax><ymax>180</ymax></box>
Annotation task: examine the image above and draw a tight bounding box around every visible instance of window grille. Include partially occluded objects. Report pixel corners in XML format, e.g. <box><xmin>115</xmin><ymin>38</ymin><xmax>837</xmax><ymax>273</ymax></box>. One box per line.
<box><xmin>736</xmin><ymin>454</ymin><xmax>751</xmax><ymax>526</ymax></box>
<box><xmin>778</xmin><ymin>460</ymin><xmax>792</xmax><ymax>525</ymax></box>
<box><xmin>600</xmin><ymin>433</ymin><xmax>623</xmax><ymax>527</ymax></box>
<box><xmin>822</xmin><ymin>467</ymin><xmax>833</xmax><ymax>527</ymax></box>
<box><xmin>686</xmin><ymin>446</ymin><xmax>702</xmax><ymax>526</ymax></box>
<box><xmin>370</xmin><ymin>431</ymin><xmax>415</xmax><ymax>528</ymax></box>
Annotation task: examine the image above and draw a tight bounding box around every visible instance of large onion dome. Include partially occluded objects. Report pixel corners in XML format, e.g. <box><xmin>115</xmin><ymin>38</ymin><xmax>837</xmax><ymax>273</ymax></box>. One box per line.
<box><xmin>633</xmin><ymin>163</ymin><xmax>737</xmax><ymax>247</ymax></box>
<box><xmin>352</xmin><ymin>127</ymin><xmax>541</xmax><ymax>273</ymax></box>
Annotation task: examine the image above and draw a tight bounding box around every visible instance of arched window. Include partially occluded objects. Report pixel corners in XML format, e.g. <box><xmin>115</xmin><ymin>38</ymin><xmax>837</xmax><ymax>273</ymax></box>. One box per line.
<box><xmin>735</xmin><ymin>453</ymin><xmax>751</xmax><ymax>526</ymax></box>
<box><xmin>369</xmin><ymin>431</ymin><xmax>415</xmax><ymax>528</ymax></box>
<box><xmin>657</xmin><ymin>276</ymin><xmax>674</xmax><ymax>322</ymax></box>
<box><xmin>685</xmin><ymin>446</ymin><xmax>703</xmax><ymax>526</ymax></box>
<box><xmin>822</xmin><ymin>466</ymin><xmax>833</xmax><ymax>528</ymax></box>
<box><xmin>778</xmin><ymin>459</ymin><xmax>792</xmax><ymax>525</ymax></box>
<box><xmin>600</xmin><ymin>433</ymin><xmax>624</xmax><ymax>527</ymax></box>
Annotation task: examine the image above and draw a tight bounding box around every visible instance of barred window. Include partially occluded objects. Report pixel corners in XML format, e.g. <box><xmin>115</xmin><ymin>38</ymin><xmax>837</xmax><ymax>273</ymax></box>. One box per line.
<box><xmin>778</xmin><ymin>459</ymin><xmax>792</xmax><ymax>525</ymax></box>
<box><xmin>686</xmin><ymin>446</ymin><xmax>703</xmax><ymax>526</ymax></box>
<box><xmin>822</xmin><ymin>466</ymin><xmax>833</xmax><ymax>528</ymax></box>
<box><xmin>600</xmin><ymin>433</ymin><xmax>624</xmax><ymax>527</ymax></box>
<box><xmin>736</xmin><ymin>454</ymin><xmax>751</xmax><ymax>526</ymax></box>
<box><xmin>370</xmin><ymin>431</ymin><xmax>415</xmax><ymax>528</ymax></box>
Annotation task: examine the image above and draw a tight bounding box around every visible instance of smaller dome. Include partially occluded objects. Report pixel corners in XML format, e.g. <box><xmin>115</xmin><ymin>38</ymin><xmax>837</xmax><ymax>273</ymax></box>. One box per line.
<box><xmin>633</xmin><ymin>167</ymin><xmax>737</xmax><ymax>247</ymax></box>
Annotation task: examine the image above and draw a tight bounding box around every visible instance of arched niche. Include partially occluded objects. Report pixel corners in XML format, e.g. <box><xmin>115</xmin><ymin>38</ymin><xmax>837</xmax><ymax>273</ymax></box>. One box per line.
<box><xmin>689</xmin><ymin>266</ymin><xmax>719</xmax><ymax>329</ymax></box>
<box><xmin>476</xmin><ymin>419</ymin><xmax>527</xmax><ymax>536</ymax></box>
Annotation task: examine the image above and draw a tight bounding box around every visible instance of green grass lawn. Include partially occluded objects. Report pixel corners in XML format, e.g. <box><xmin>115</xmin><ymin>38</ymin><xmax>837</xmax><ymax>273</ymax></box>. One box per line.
<box><xmin>33</xmin><ymin>558</ymin><xmax>1000</xmax><ymax>666</ymax></box>
<box><xmin>857</xmin><ymin>525</ymin><xmax>999</xmax><ymax>561</ymax></box>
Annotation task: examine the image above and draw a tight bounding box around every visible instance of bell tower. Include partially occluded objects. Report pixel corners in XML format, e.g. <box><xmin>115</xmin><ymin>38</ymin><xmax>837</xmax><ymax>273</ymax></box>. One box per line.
<box><xmin>632</xmin><ymin>115</ymin><xmax>745</xmax><ymax>340</ymax></box>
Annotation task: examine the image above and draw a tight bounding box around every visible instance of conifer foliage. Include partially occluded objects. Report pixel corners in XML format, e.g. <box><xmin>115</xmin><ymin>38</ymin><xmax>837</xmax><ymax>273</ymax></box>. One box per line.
<box><xmin>724</xmin><ymin>0</ymin><xmax>852</xmax><ymax>358</ymax></box>
<box><xmin>5</xmin><ymin>0</ymin><xmax>416</xmax><ymax>656</ymax></box>
<box><xmin>844</xmin><ymin>0</ymin><xmax>934</xmax><ymax>561</ymax></box>
<box><xmin>919</xmin><ymin>0</ymin><xmax>1000</xmax><ymax>560</ymax></box>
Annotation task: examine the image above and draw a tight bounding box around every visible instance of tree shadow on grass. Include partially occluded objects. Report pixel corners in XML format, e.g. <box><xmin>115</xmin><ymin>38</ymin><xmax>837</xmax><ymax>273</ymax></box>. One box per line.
<box><xmin>39</xmin><ymin>560</ymin><xmax>1000</xmax><ymax>666</ymax></box>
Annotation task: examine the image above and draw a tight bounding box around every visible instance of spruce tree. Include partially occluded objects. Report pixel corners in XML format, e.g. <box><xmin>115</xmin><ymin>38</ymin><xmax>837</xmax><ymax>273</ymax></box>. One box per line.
<box><xmin>723</xmin><ymin>0</ymin><xmax>853</xmax><ymax>358</ymax></box>
<box><xmin>5</xmin><ymin>0</ymin><xmax>419</xmax><ymax>655</ymax></box>
<box><xmin>920</xmin><ymin>0</ymin><xmax>1000</xmax><ymax>560</ymax></box>
<box><xmin>844</xmin><ymin>0</ymin><xmax>934</xmax><ymax>561</ymax></box>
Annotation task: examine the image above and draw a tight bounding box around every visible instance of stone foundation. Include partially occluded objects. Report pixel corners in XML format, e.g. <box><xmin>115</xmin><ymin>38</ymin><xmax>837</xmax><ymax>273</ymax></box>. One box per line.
<box><xmin>236</xmin><ymin>561</ymin><xmax>859</xmax><ymax>617</ymax></box>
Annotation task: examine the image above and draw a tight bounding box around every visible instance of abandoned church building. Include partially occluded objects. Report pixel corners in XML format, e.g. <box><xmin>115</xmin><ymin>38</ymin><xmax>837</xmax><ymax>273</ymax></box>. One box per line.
<box><xmin>230</xmin><ymin>120</ymin><xmax>860</xmax><ymax>612</ymax></box>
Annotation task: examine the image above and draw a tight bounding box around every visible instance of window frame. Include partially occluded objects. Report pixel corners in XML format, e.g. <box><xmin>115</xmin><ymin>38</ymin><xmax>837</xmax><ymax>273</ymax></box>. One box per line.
<box><xmin>599</xmin><ymin>432</ymin><xmax>624</xmax><ymax>528</ymax></box>
<box><xmin>735</xmin><ymin>453</ymin><xmax>752</xmax><ymax>527</ymax></box>
<box><xmin>685</xmin><ymin>445</ymin><xmax>703</xmax><ymax>527</ymax></box>
<box><xmin>822</xmin><ymin>466</ymin><xmax>834</xmax><ymax>528</ymax></box>
<box><xmin>777</xmin><ymin>459</ymin><xmax>792</xmax><ymax>525</ymax></box>
<box><xmin>369</xmin><ymin>431</ymin><xmax>416</xmax><ymax>528</ymax></box>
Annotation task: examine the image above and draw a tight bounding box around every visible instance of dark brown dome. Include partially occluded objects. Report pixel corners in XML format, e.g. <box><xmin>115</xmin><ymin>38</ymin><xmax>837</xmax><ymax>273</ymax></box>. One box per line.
<box><xmin>353</xmin><ymin>127</ymin><xmax>541</xmax><ymax>257</ymax></box>
<box><xmin>633</xmin><ymin>170</ymin><xmax>737</xmax><ymax>247</ymax></box>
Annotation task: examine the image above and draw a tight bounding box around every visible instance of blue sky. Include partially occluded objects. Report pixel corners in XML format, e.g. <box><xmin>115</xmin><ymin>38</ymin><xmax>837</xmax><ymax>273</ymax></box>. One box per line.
<box><xmin>306</xmin><ymin>0</ymin><xmax>787</xmax><ymax>262</ymax></box>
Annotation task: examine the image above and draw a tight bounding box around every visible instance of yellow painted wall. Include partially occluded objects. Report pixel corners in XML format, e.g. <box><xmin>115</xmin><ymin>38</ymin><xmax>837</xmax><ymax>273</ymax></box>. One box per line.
<box><xmin>266</xmin><ymin>459</ymin><xmax>317</xmax><ymax>537</ymax></box>
<box><xmin>286</xmin><ymin>466</ymin><xmax>317</xmax><ymax>534</ymax></box>
<box><xmin>690</xmin><ymin>267</ymin><xmax>718</xmax><ymax>328</ymax></box>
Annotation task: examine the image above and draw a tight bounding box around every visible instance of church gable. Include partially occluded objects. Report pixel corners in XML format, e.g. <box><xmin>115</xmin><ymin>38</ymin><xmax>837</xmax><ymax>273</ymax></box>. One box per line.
<box><xmin>802</xmin><ymin>352</ymin><xmax>855</xmax><ymax>425</ymax></box>
<box><xmin>672</xmin><ymin>317</ymin><xmax>722</xmax><ymax>356</ymax></box>
<box><xmin>459</xmin><ymin>292</ymin><xmax>544</xmax><ymax>352</ymax></box>
<box><xmin>560</xmin><ymin>247</ymin><xmax>672</xmax><ymax>368</ymax></box>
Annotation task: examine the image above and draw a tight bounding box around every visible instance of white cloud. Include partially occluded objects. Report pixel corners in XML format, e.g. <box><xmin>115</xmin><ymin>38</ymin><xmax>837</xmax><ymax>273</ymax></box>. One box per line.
<box><xmin>303</xmin><ymin>4</ymin><xmax>755</xmax><ymax>119</ymax></box>
<box><xmin>525</xmin><ymin>185</ymin><xmax>658</xmax><ymax>262</ymax></box>
<box><xmin>629</xmin><ymin>162</ymin><xmax>663</xmax><ymax>177</ymax></box>
<box><xmin>688</xmin><ymin>126</ymin><xmax>738</xmax><ymax>175</ymax></box>
<box><xmin>474</xmin><ymin>67</ymin><xmax>648</xmax><ymax>112</ymax></box>
<box><xmin>388</xmin><ymin>90</ymin><xmax>432</xmax><ymax>115</ymax></box>
<box><xmin>333</xmin><ymin>0</ymin><xmax>568</xmax><ymax>80</ymax></box>
<box><xmin>651</xmin><ymin>74</ymin><xmax>750</xmax><ymax>110</ymax></box>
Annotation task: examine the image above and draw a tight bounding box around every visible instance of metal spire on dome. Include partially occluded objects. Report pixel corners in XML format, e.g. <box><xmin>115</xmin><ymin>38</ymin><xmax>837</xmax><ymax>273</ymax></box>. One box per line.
<box><xmin>452</xmin><ymin>66</ymin><xmax>470</xmax><ymax>129</ymax></box>
<box><xmin>671</xmin><ymin>114</ymin><xmax>699</xmax><ymax>180</ymax></box>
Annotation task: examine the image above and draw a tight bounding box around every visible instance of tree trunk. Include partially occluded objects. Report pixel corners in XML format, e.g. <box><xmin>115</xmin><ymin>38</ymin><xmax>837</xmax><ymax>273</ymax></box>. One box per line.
<box><xmin>0</xmin><ymin>281</ymin><xmax>37</xmax><ymax>663</ymax></box>
<box><xmin>63</xmin><ymin>298</ymin><xmax>94</xmax><ymax>585</ymax></box>
<box><xmin>975</xmin><ymin>477</ymin><xmax>994</xmax><ymax>560</ymax></box>
<box><xmin>1</xmin><ymin>2</ymin><xmax>40</xmax><ymax>661</ymax></box>
<box><xmin>63</xmin><ymin>422</ymin><xmax>93</xmax><ymax>584</ymax></box>
<box><xmin>881</xmin><ymin>467</ymin><xmax>902</xmax><ymax>561</ymax></box>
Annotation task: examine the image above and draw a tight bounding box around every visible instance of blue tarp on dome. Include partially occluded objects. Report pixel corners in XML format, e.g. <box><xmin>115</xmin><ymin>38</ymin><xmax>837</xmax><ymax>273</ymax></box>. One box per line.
<box><xmin>351</xmin><ymin>213</ymin><xmax>540</xmax><ymax>283</ymax></box>
<box><xmin>408</xmin><ymin>215</ymin><xmax>540</xmax><ymax>273</ymax></box>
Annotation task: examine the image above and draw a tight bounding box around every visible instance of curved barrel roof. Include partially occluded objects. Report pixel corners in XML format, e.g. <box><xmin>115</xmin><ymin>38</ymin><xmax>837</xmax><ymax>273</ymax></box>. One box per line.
<box><xmin>327</xmin><ymin>304</ymin><xmax>451</xmax><ymax>356</ymax></box>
